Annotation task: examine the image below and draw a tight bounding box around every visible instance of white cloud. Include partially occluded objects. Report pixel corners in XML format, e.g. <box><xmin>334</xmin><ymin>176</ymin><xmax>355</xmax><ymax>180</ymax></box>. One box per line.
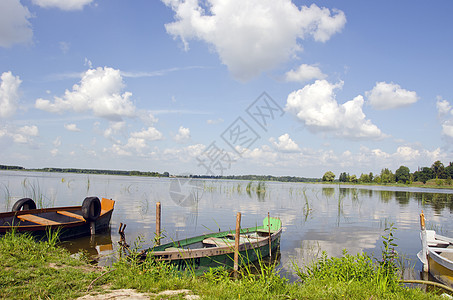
<box><xmin>103</xmin><ymin>121</ymin><xmax>126</xmax><ymax>139</ymax></box>
<box><xmin>131</xmin><ymin>127</ymin><xmax>163</xmax><ymax>141</ymax></box>
<box><xmin>269</xmin><ymin>133</ymin><xmax>300</xmax><ymax>152</ymax></box>
<box><xmin>437</xmin><ymin>96</ymin><xmax>451</xmax><ymax>117</ymax></box>
<box><xmin>436</xmin><ymin>97</ymin><xmax>453</xmax><ymax>139</ymax></box>
<box><xmin>285</xmin><ymin>80</ymin><xmax>384</xmax><ymax>139</ymax></box>
<box><xmin>64</xmin><ymin>123</ymin><xmax>81</xmax><ymax>132</ymax></box>
<box><xmin>0</xmin><ymin>124</ymin><xmax>38</xmax><ymax>146</ymax></box>
<box><xmin>0</xmin><ymin>71</ymin><xmax>22</xmax><ymax>118</ymax></box>
<box><xmin>442</xmin><ymin>122</ymin><xmax>453</xmax><ymax>138</ymax></box>
<box><xmin>35</xmin><ymin>67</ymin><xmax>136</xmax><ymax>121</ymax></box>
<box><xmin>285</xmin><ymin>64</ymin><xmax>326</xmax><ymax>83</ymax></box>
<box><xmin>0</xmin><ymin>0</ymin><xmax>33</xmax><ymax>47</ymax></box>
<box><xmin>13</xmin><ymin>125</ymin><xmax>39</xmax><ymax>144</ymax></box>
<box><xmin>174</xmin><ymin>126</ymin><xmax>191</xmax><ymax>143</ymax></box>
<box><xmin>366</xmin><ymin>82</ymin><xmax>418</xmax><ymax>110</ymax></box>
<box><xmin>110</xmin><ymin>127</ymin><xmax>164</xmax><ymax>154</ymax></box>
<box><xmin>32</xmin><ymin>0</ymin><xmax>93</xmax><ymax>11</ymax></box>
<box><xmin>163</xmin><ymin>0</ymin><xmax>346</xmax><ymax>81</ymax></box>
<box><xmin>50</xmin><ymin>148</ymin><xmax>59</xmax><ymax>156</ymax></box>
<box><xmin>109</xmin><ymin>144</ymin><xmax>132</xmax><ymax>156</ymax></box>
<box><xmin>162</xmin><ymin>144</ymin><xmax>206</xmax><ymax>162</ymax></box>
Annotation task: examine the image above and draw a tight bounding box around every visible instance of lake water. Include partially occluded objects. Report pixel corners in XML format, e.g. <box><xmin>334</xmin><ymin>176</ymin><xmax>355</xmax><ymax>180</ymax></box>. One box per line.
<box><xmin>1</xmin><ymin>171</ymin><xmax>453</xmax><ymax>281</ymax></box>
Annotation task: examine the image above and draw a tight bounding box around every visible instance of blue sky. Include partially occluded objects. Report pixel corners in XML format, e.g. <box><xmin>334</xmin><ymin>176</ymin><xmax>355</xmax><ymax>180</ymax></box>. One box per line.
<box><xmin>1</xmin><ymin>0</ymin><xmax>452</xmax><ymax>178</ymax></box>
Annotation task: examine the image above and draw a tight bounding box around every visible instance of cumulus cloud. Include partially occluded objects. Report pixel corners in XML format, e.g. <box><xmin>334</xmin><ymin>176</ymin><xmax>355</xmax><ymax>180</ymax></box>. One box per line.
<box><xmin>285</xmin><ymin>80</ymin><xmax>384</xmax><ymax>139</ymax></box>
<box><xmin>0</xmin><ymin>71</ymin><xmax>21</xmax><ymax>118</ymax></box>
<box><xmin>436</xmin><ymin>96</ymin><xmax>453</xmax><ymax>139</ymax></box>
<box><xmin>0</xmin><ymin>124</ymin><xmax>39</xmax><ymax>146</ymax></box>
<box><xmin>64</xmin><ymin>123</ymin><xmax>81</xmax><ymax>132</ymax></box>
<box><xmin>163</xmin><ymin>0</ymin><xmax>346</xmax><ymax>81</ymax></box>
<box><xmin>366</xmin><ymin>82</ymin><xmax>418</xmax><ymax>110</ymax></box>
<box><xmin>436</xmin><ymin>96</ymin><xmax>451</xmax><ymax>117</ymax></box>
<box><xmin>103</xmin><ymin>121</ymin><xmax>126</xmax><ymax>140</ymax></box>
<box><xmin>131</xmin><ymin>127</ymin><xmax>163</xmax><ymax>141</ymax></box>
<box><xmin>162</xmin><ymin>144</ymin><xmax>206</xmax><ymax>162</ymax></box>
<box><xmin>354</xmin><ymin>145</ymin><xmax>444</xmax><ymax>172</ymax></box>
<box><xmin>285</xmin><ymin>64</ymin><xmax>326</xmax><ymax>83</ymax></box>
<box><xmin>12</xmin><ymin>125</ymin><xmax>38</xmax><ymax>144</ymax></box>
<box><xmin>0</xmin><ymin>0</ymin><xmax>33</xmax><ymax>47</ymax></box>
<box><xmin>174</xmin><ymin>126</ymin><xmax>191</xmax><ymax>143</ymax></box>
<box><xmin>32</xmin><ymin>0</ymin><xmax>93</xmax><ymax>11</ymax></box>
<box><xmin>269</xmin><ymin>133</ymin><xmax>300</xmax><ymax>152</ymax></box>
<box><xmin>35</xmin><ymin>67</ymin><xmax>136</xmax><ymax>121</ymax></box>
<box><xmin>106</xmin><ymin>127</ymin><xmax>163</xmax><ymax>156</ymax></box>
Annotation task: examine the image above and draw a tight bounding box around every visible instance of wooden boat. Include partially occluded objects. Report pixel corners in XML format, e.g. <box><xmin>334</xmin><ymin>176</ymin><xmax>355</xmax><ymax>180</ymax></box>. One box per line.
<box><xmin>0</xmin><ymin>197</ymin><xmax>115</xmax><ymax>240</ymax></box>
<box><xmin>141</xmin><ymin>216</ymin><xmax>282</xmax><ymax>274</ymax></box>
<box><xmin>418</xmin><ymin>211</ymin><xmax>453</xmax><ymax>288</ymax></box>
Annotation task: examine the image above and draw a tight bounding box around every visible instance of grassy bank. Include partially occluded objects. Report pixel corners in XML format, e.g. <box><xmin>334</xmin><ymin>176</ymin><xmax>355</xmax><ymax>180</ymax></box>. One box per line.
<box><xmin>1</xmin><ymin>232</ymin><xmax>449</xmax><ymax>299</ymax></box>
<box><xmin>323</xmin><ymin>179</ymin><xmax>453</xmax><ymax>190</ymax></box>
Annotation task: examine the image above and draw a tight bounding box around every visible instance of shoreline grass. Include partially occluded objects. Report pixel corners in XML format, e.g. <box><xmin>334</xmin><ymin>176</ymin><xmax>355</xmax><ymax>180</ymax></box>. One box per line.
<box><xmin>0</xmin><ymin>232</ymin><xmax>448</xmax><ymax>299</ymax></box>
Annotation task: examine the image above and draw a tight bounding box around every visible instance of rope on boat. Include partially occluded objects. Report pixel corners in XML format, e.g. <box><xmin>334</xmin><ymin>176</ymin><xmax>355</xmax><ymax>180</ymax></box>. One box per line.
<box><xmin>399</xmin><ymin>279</ymin><xmax>453</xmax><ymax>293</ymax></box>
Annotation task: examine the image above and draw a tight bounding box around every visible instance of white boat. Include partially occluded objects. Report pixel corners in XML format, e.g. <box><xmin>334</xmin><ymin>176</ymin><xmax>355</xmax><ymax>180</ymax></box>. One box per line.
<box><xmin>418</xmin><ymin>211</ymin><xmax>453</xmax><ymax>288</ymax></box>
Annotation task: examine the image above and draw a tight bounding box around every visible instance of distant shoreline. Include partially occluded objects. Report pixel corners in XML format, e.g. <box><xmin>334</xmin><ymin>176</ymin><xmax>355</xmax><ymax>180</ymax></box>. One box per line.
<box><xmin>2</xmin><ymin>165</ymin><xmax>453</xmax><ymax>190</ymax></box>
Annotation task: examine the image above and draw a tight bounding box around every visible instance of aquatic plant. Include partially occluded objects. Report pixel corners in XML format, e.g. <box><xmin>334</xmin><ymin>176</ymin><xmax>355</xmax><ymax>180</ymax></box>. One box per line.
<box><xmin>21</xmin><ymin>178</ymin><xmax>47</xmax><ymax>208</ymax></box>
<box><xmin>1</xmin><ymin>182</ymin><xmax>11</xmax><ymax>210</ymax></box>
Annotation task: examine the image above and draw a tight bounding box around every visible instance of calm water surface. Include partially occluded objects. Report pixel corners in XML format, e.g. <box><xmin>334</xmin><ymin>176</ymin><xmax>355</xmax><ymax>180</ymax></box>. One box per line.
<box><xmin>1</xmin><ymin>171</ymin><xmax>453</xmax><ymax>281</ymax></box>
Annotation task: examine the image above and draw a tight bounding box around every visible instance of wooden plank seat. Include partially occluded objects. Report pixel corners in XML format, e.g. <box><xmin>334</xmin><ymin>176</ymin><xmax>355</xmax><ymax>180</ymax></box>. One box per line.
<box><xmin>57</xmin><ymin>210</ymin><xmax>85</xmax><ymax>221</ymax></box>
<box><xmin>165</xmin><ymin>247</ymin><xmax>183</xmax><ymax>251</ymax></box>
<box><xmin>203</xmin><ymin>237</ymin><xmax>235</xmax><ymax>247</ymax></box>
<box><xmin>17</xmin><ymin>214</ymin><xmax>61</xmax><ymax>226</ymax></box>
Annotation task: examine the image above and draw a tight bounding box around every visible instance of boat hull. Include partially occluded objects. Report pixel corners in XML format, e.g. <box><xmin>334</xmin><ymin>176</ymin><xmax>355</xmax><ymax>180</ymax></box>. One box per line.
<box><xmin>428</xmin><ymin>253</ymin><xmax>453</xmax><ymax>288</ymax></box>
<box><xmin>145</xmin><ymin>219</ymin><xmax>282</xmax><ymax>275</ymax></box>
<box><xmin>0</xmin><ymin>198</ymin><xmax>115</xmax><ymax>240</ymax></box>
<box><xmin>162</xmin><ymin>231</ymin><xmax>281</xmax><ymax>273</ymax></box>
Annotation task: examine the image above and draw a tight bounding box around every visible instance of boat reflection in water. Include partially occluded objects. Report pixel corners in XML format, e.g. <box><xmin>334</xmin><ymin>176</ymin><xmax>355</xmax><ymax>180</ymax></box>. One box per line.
<box><xmin>60</xmin><ymin>230</ymin><xmax>115</xmax><ymax>266</ymax></box>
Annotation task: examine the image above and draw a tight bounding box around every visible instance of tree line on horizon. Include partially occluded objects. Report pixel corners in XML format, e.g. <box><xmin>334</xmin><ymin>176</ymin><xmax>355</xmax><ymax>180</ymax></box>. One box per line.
<box><xmin>0</xmin><ymin>164</ymin><xmax>319</xmax><ymax>183</ymax></box>
<box><xmin>322</xmin><ymin>160</ymin><xmax>453</xmax><ymax>185</ymax></box>
<box><xmin>0</xmin><ymin>165</ymin><xmax>169</xmax><ymax>177</ymax></box>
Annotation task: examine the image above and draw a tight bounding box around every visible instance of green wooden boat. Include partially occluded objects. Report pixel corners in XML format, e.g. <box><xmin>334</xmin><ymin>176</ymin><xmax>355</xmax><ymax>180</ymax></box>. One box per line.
<box><xmin>142</xmin><ymin>217</ymin><xmax>282</xmax><ymax>274</ymax></box>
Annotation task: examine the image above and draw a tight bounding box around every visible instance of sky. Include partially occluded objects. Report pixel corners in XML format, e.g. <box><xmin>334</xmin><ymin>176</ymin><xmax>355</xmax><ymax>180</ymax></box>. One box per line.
<box><xmin>1</xmin><ymin>0</ymin><xmax>453</xmax><ymax>178</ymax></box>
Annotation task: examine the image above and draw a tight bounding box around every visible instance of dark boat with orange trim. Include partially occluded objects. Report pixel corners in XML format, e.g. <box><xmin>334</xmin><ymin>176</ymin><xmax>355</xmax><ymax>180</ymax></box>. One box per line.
<box><xmin>0</xmin><ymin>197</ymin><xmax>115</xmax><ymax>240</ymax></box>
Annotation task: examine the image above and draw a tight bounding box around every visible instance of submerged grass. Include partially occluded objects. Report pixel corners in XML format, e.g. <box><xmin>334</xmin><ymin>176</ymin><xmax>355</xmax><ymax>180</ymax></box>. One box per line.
<box><xmin>0</xmin><ymin>232</ymin><xmax>447</xmax><ymax>299</ymax></box>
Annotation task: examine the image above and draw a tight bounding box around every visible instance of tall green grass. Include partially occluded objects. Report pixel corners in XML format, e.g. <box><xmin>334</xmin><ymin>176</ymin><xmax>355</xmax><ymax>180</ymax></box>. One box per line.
<box><xmin>0</xmin><ymin>231</ymin><xmax>441</xmax><ymax>299</ymax></box>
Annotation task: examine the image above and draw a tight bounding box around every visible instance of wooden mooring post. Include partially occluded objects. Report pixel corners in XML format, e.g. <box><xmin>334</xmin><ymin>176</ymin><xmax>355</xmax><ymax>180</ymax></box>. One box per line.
<box><xmin>268</xmin><ymin>212</ymin><xmax>271</xmax><ymax>258</ymax></box>
<box><xmin>156</xmin><ymin>202</ymin><xmax>161</xmax><ymax>245</ymax></box>
<box><xmin>234</xmin><ymin>212</ymin><xmax>241</xmax><ymax>272</ymax></box>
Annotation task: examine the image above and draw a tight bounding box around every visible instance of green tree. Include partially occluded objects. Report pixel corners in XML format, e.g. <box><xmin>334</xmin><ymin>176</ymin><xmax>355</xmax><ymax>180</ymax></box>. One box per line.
<box><xmin>414</xmin><ymin>167</ymin><xmax>433</xmax><ymax>184</ymax></box>
<box><xmin>445</xmin><ymin>163</ymin><xmax>453</xmax><ymax>179</ymax></box>
<box><xmin>349</xmin><ymin>174</ymin><xmax>358</xmax><ymax>183</ymax></box>
<box><xmin>322</xmin><ymin>171</ymin><xmax>335</xmax><ymax>182</ymax></box>
<box><xmin>431</xmin><ymin>160</ymin><xmax>446</xmax><ymax>179</ymax></box>
<box><xmin>380</xmin><ymin>168</ymin><xmax>395</xmax><ymax>184</ymax></box>
<box><xmin>339</xmin><ymin>172</ymin><xmax>349</xmax><ymax>182</ymax></box>
<box><xmin>359</xmin><ymin>173</ymin><xmax>370</xmax><ymax>183</ymax></box>
<box><xmin>395</xmin><ymin>166</ymin><xmax>410</xmax><ymax>184</ymax></box>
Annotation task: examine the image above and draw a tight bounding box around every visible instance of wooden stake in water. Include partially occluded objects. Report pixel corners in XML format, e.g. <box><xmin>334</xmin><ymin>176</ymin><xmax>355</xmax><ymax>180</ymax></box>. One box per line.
<box><xmin>156</xmin><ymin>202</ymin><xmax>161</xmax><ymax>245</ymax></box>
<box><xmin>268</xmin><ymin>212</ymin><xmax>271</xmax><ymax>258</ymax></box>
<box><xmin>234</xmin><ymin>212</ymin><xmax>241</xmax><ymax>272</ymax></box>
<box><xmin>420</xmin><ymin>210</ymin><xmax>428</xmax><ymax>272</ymax></box>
